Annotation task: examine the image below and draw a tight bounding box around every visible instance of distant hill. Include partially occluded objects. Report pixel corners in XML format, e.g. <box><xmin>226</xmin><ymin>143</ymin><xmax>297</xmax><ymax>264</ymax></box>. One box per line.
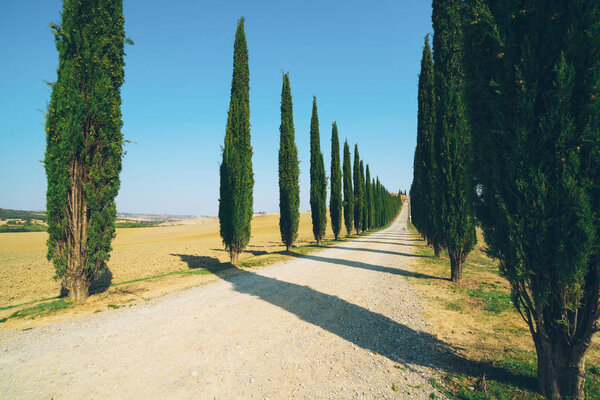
<box><xmin>0</xmin><ymin>208</ymin><xmax>47</xmax><ymax>222</ymax></box>
<box><xmin>0</xmin><ymin>208</ymin><xmax>199</xmax><ymax>232</ymax></box>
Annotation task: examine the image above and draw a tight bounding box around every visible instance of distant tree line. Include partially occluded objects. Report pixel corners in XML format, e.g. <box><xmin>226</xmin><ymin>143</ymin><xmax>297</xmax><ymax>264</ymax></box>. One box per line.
<box><xmin>410</xmin><ymin>1</ymin><xmax>600</xmax><ymax>398</ymax></box>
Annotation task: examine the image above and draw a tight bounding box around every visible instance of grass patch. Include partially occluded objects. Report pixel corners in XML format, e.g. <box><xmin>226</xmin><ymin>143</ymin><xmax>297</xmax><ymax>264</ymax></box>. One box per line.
<box><xmin>444</xmin><ymin>300</ymin><xmax>465</xmax><ymax>312</ymax></box>
<box><xmin>8</xmin><ymin>299</ymin><xmax>71</xmax><ymax>320</ymax></box>
<box><xmin>467</xmin><ymin>285</ymin><xmax>512</xmax><ymax>314</ymax></box>
<box><xmin>0</xmin><ymin>296</ymin><xmax>61</xmax><ymax>312</ymax></box>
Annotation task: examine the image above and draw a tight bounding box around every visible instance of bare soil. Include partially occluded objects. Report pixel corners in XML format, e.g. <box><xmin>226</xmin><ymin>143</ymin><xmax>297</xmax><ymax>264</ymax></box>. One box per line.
<box><xmin>0</xmin><ymin>212</ymin><xmax>333</xmax><ymax>308</ymax></box>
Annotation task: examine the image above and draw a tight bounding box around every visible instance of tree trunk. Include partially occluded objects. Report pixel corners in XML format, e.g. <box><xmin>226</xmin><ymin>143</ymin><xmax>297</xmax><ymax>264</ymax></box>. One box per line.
<box><xmin>316</xmin><ymin>238</ymin><xmax>322</xmax><ymax>246</ymax></box>
<box><xmin>535</xmin><ymin>332</ymin><xmax>587</xmax><ymax>400</ymax></box>
<box><xmin>230</xmin><ymin>249</ymin><xmax>239</xmax><ymax>265</ymax></box>
<box><xmin>449</xmin><ymin>251</ymin><xmax>463</xmax><ymax>283</ymax></box>
<box><xmin>67</xmin><ymin>278</ymin><xmax>90</xmax><ymax>302</ymax></box>
<box><xmin>286</xmin><ymin>244</ymin><xmax>291</xmax><ymax>252</ymax></box>
<box><xmin>433</xmin><ymin>242</ymin><xmax>442</xmax><ymax>258</ymax></box>
<box><xmin>66</xmin><ymin>156</ymin><xmax>90</xmax><ymax>302</ymax></box>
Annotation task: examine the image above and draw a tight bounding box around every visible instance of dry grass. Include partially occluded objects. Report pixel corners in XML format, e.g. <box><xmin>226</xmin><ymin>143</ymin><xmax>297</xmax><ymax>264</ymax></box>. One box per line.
<box><xmin>404</xmin><ymin>223</ymin><xmax>600</xmax><ymax>399</ymax></box>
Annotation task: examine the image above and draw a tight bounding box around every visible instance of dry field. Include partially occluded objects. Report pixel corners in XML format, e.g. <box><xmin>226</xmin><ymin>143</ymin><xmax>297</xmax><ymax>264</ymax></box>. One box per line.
<box><xmin>0</xmin><ymin>212</ymin><xmax>333</xmax><ymax>310</ymax></box>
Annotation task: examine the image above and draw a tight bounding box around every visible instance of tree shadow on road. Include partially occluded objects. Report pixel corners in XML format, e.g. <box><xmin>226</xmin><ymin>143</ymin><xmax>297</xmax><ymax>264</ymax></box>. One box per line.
<box><xmin>285</xmin><ymin>252</ymin><xmax>445</xmax><ymax>281</ymax></box>
<box><xmin>332</xmin><ymin>246</ymin><xmax>429</xmax><ymax>258</ymax></box>
<box><xmin>352</xmin><ymin>239</ymin><xmax>426</xmax><ymax>247</ymax></box>
<box><xmin>174</xmin><ymin>254</ymin><xmax>537</xmax><ymax>393</ymax></box>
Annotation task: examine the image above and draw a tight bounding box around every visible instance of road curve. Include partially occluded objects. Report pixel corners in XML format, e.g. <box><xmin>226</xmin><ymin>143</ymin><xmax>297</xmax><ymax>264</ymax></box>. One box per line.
<box><xmin>0</xmin><ymin>205</ymin><xmax>448</xmax><ymax>399</ymax></box>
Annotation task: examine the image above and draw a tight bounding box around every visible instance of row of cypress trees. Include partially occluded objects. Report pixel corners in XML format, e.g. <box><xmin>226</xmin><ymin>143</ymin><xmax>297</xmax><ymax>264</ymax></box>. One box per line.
<box><xmin>411</xmin><ymin>1</ymin><xmax>600</xmax><ymax>398</ymax></box>
<box><xmin>43</xmin><ymin>9</ymin><xmax>401</xmax><ymax>301</ymax></box>
<box><xmin>220</xmin><ymin>19</ymin><xmax>401</xmax><ymax>258</ymax></box>
<box><xmin>278</xmin><ymin>80</ymin><xmax>401</xmax><ymax>251</ymax></box>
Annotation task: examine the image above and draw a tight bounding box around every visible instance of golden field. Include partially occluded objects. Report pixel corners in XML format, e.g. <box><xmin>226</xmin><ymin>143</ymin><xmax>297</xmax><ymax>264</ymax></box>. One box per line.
<box><xmin>0</xmin><ymin>212</ymin><xmax>334</xmax><ymax>308</ymax></box>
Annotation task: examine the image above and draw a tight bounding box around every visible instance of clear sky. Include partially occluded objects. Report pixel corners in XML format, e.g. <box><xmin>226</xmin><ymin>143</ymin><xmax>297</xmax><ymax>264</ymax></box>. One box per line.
<box><xmin>0</xmin><ymin>0</ymin><xmax>433</xmax><ymax>216</ymax></box>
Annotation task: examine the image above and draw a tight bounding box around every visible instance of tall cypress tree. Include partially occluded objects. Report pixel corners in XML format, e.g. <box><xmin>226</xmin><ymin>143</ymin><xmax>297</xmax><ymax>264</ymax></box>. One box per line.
<box><xmin>45</xmin><ymin>0</ymin><xmax>125</xmax><ymax>301</ymax></box>
<box><xmin>464</xmin><ymin>2</ymin><xmax>600</xmax><ymax>398</ymax></box>
<box><xmin>342</xmin><ymin>140</ymin><xmax>354</xmax><ymax>236</ymax></box>
<box><xmin>360</xmin><ymin>160</ymin><xmax>367</xmax><ymax>232</ymax></box>
<box><xmin>353</xmin><ymin>145</ymin><xmax>363</xmax><ymax>234</ymax></box>
<box><xmin>413</xmin><ymin>34</ymin><xmax>442</xmax><ymax>257</ymax></box>
<box><xmin>278</xmin><ymin>73</ymin><xmax>300</xmax><ymax>251</ymax></box>
<box><xmin>432</xmin><ymin>0</ymin><xmax>476</xmax><ymax>282</ymax></box>
<box><xmin>365</xmin><ymin>165</ymin><xmax>373</xmax><ymax>229</ymax></box>
<box><xmin>309</xmin><ymin>97</ymin><xmax>327</xmax><ymax>246</ymax></box>
<box><xmin>329</xmin><ymin>122</ymin><xmax>343</xmax><ymax>240</ymax></box>
<box><xmin>219</xmin><ymin>18</ymin><xmax>254</xmax><ymax>265</ymax></box>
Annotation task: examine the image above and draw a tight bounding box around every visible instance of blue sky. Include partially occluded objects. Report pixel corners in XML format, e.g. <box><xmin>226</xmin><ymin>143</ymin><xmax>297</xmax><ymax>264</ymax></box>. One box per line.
<box><xmin>0</xmin><ymin>0</ymin><xmax>433</xmax><ymax>216</ymax></box>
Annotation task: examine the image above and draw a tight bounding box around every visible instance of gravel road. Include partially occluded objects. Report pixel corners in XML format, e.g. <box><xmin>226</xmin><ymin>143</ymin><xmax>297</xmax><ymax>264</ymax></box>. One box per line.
<box><xmin>0</xmin><ymin>205</ymin><xmax>449</xmax><ymax>399</ymax></box>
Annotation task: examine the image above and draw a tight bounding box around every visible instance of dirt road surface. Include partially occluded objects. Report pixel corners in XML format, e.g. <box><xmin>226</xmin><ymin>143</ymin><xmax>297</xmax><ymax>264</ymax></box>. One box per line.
<box><xmin>0</xmin><ymin>206</ymin><xmax>449</xmax><ymax>399</ymax></box>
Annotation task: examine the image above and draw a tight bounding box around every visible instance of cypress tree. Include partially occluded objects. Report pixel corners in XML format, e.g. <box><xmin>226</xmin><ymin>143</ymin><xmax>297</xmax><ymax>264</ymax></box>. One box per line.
<box><xmin>413</xmin><ymin>34</ymin><xmax>442</xmax><ymax>257</ymax></box>
<box><xmin>365</xmin><ymin>165</ymin><xmax>373</xmax><ymax>229</ymax></box>
<box><xmin>309</xmin><ymin>97</ymin><xmax>327</xmax><ymax>246</ymax></box>
<box><xmin>342</xmin><ymin>140</ymin><xmax>354</xmax><ymax>236</ymax></box>
<box><xmin>45</xmin><ymin>0</ymin><xmax>125</xmax><ymax>301</ymax></box>
<box><xmin>371</xmin><ymin>178</ymin><xmax>376</xmax><ymax>227</ymax></box>
<box><xmin>219</xmin><ymin>18</ymin><xmax>254</xmax><ymax>265</ymax></box>
<box><xmin>353</xmin><ymin>145</ymin><xmax>363</xmax><ymax>234</ymax></box>
<box><xmin>432</xmin><ymin>0</ymin><xmax>476</xmax><ymax>282</ymax></box>
<box><xmin>464</xmin><ymin>2</ymin><xmax>600</xmax><ymax>398</ymax></box>
<box><xmin>329</xmin><ymin>122</ymin><xmax>343</xmax><ymax>240</ymax></box>
<box><xmin>278</xmin><ymin>73</ymin><xmax>300</xmax><ymax>251</ymax></box>
<box><xmin>375</xmin><ymin>177</ymin><xmax>382</xmax><ymax>227</ymax></box>
<box><xmin>360</xmin><ymin>160</ymin><xmax>367</xmax><ymax>232</ymax></box>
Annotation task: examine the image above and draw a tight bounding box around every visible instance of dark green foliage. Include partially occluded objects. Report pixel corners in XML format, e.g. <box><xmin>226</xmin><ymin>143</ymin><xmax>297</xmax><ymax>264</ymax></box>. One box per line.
<box><xmin>329</xmin><ymin>122</ymin><xmax>343</xmax><ymax>240</ymax></box>
<box><xmin>464</xmin><ymin>2</ymin><xmax>600</xmax><ymax>398</ymax></box>
<box><xmin>360</xmin><ymin>160</ymin><xmax>367</xmax><ymax>232</ymax></box>
<box><xmin>219</xmin><ymin>18</ymin><xmax>254</xmax><ymax>264</ymax></box>
<box><xmin>45</xmin><ymin>0</ymin><xmax>125</xmax><ymax>301</ymax></box>
<box><xmin>353</xmin><ymin>145</ymin><xmax>363</xmax><ymax>234</ymax></box>
<box><xmin>411</xmin><ymin>35</ymin><xmax>442</xmax><ymax>256</ymax></box>
<box><xmin>309</xmin><ymin>97</ymin><xmax>327</xmax><ymax>245</ymax></box>
<box><xmin>432</xmin><ymin>0</ymin><xmax>476</xmax><ymax>282</ymax></box>
<box><xmin>278</xmin><ymin>73</ymin><xmax>300</xmax><ymax>251</ymax></box>
<box><xmin>0</xmin><ymin>224</ymin><xmax>46</xmax><ymax>233</ymax></box>
<box><xmin>342</xmin><ymin>140</ymin><xmax>354</xmax><ymax>236</ymax></box>
<box><xmin>0</xmin><ymin>208</ymin><xmax>47</xmax><ymax>222</ymax></box>
<box><xmin>368</xmin><ymin>176</ymin><xmax>402</xmax><ymax>229</ymax></box>
<box><xmin>365</xmin><ymin>165</ymin><xmax>374</xmax><ymax>229</ymax></box>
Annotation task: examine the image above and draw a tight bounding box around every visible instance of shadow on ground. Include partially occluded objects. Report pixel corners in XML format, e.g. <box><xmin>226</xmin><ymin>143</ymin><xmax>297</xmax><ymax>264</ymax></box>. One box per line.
<box><xmin>211</xmin><ymin>248</ymin><xmax>269</xmax><ymax>256</ymax></box>
<box><xmin>333</xmin><ymin>246</ymin><xmax>429</xmax><ymax>258</ymax></box>
<box><xmin>90</xmin><ymin>267</ymin><xmax>113</xmax><ymax>295</ymax></box>
<box><xmin>352</xmin><ymin>239</ymin><xmax>426</xmax><ymax>247</ymax></box>
<box><xmin>173</xmin><ymin>253</ymin><xmax>537</xmax><ymax>393</ymax></box>
<box><xmin>285</xmin><ymin>252</ymin><xmax>445</xmax><ymax>281</ymax></box>
<box><xmin>171</xmin><ymin>254</ymin><xmax>222</xmax><ymax>269</ymax></box>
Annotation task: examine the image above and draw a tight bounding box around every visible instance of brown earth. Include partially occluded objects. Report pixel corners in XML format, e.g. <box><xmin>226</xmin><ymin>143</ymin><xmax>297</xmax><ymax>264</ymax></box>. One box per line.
<box><xmin>0</xmin><ymin>212</ymin><xmax>335</xmax><ymax>309</ymax></box>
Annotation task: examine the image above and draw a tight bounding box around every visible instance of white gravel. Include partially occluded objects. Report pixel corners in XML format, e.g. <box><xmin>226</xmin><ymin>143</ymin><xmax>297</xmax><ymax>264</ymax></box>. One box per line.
<box><xmin>0</xmin><ymin>205</ymin><xmax>448</xmax><ymax>399</ymax></box>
